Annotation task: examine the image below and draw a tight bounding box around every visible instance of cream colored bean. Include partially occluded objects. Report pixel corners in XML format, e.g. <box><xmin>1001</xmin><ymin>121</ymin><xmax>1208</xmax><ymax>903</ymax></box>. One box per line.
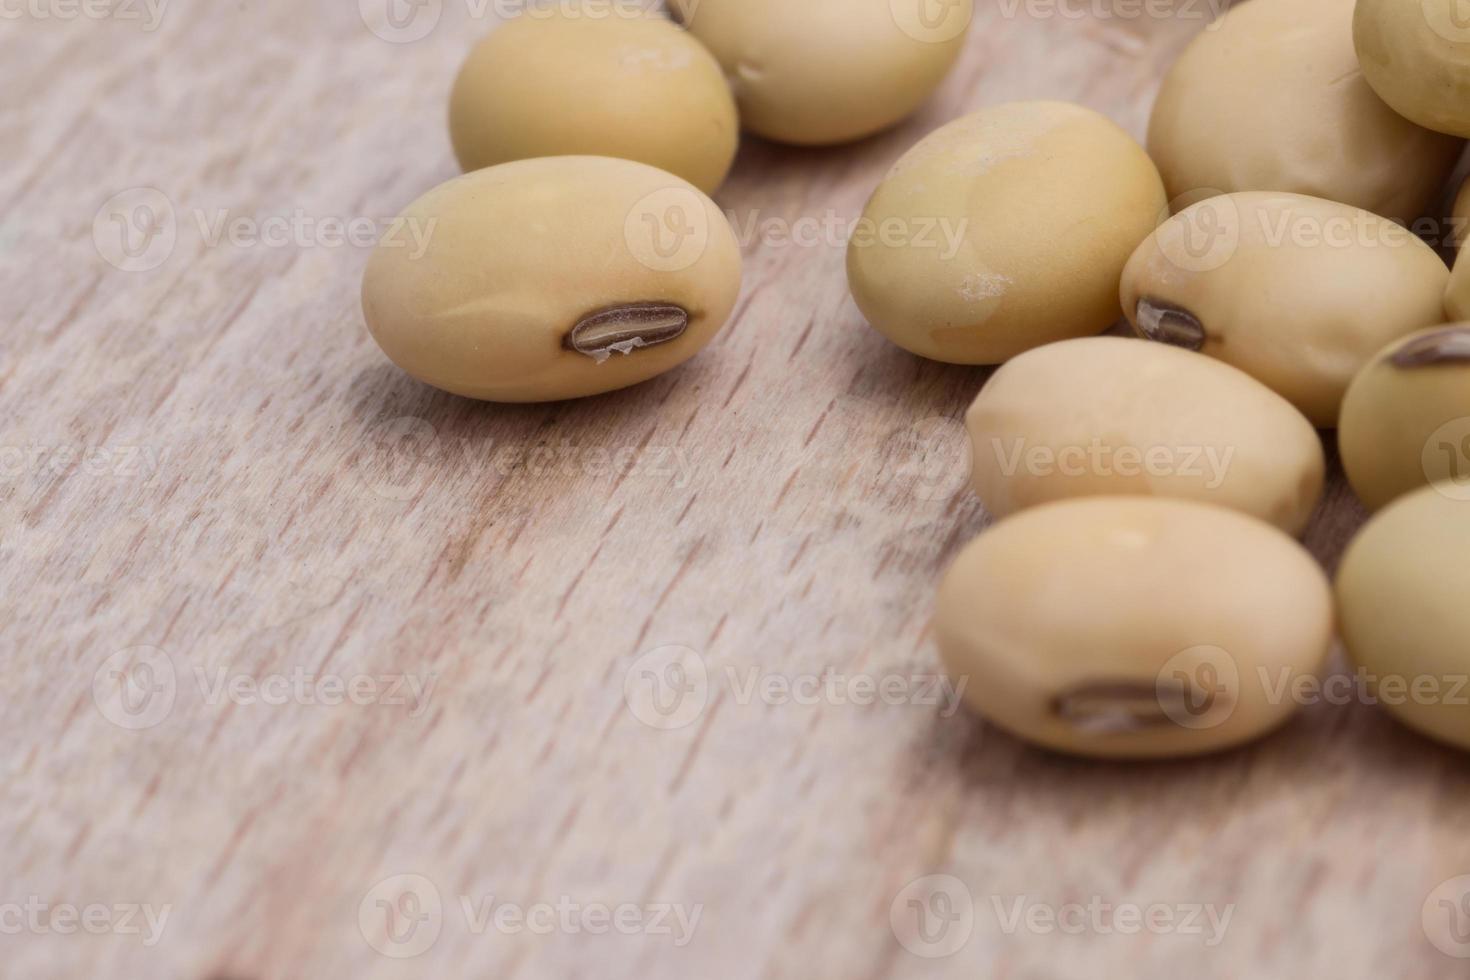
<box><xmin>1149</xmin><ymin>0</ymin><xmax>1460</xmax><ymax>218</ymax></box>
<box><xmin>1355</xmin><ymin>0</ymin><xmax>1470</xmax><ymax>138</ymax></box>
<box><xmin>1337</xmin><ymin>486</ymin><xmax>1470</xmax><ymax>750</ymax></box>
<box><xmin>847</xmin><ymin>101</ymin><xmax>1166</xmax><ymax>365</ymax></box>
<box><xmin>668</xmin><ymin>0</ymin><xmax>972</xmax><ymax>146</ymax></box>
<box><xmin>1121</xmin><ymin>192</ymin><xmax>1450</xmax><ymax>427</ymax></box>
<box><xmin>965</xmin><ymin>337</ymin><xmax>1325</xmax><ymax>535</ymax></box>
<box><xmin>449</xmin><ymin>10</ymin><xmax>738</xmax><ymax>194</ymax></box>
<box><xmin>936</xmin><ymin>497</ymin><xmax>1334</xmax><ymax>759</ymax></box>
<box><xmin>1339</xmin><ymin>325</ymin><xmax>1470</xmax><ymax>511</ymax></box>
<box><xmin>1447</xmin><ymin>250</ymin><xmax>1470</xmax><ymax>321</ymax></box>
<box><xmin>361</xmin><ymin>157</ymin><xmax>742</xmax><ymax>403</ymax></box>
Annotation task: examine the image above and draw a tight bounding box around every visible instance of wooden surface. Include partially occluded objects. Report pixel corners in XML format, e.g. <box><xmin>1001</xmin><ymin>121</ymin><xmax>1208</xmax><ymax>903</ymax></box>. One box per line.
<box><xmin>5</xmin><ymin>3</ymin><xmax>1470</xmax><ymax>978</ymax></box>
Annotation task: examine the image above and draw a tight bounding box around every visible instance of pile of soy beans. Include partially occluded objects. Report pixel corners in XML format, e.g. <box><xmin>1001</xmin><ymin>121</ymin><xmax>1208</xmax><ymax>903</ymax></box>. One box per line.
<box><xmin>361</xmin><ymin>0</ymin><xmax>1470</xmax><ymax>759</ymax></box>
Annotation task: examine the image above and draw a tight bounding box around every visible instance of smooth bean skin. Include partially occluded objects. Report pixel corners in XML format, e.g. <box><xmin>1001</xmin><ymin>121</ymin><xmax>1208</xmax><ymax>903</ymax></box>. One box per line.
<box><xmin>449</xmin><ymin>11</ymin><xmax>738</xmax><ymax>194</ymax></box>
<box><xmin>1339</xmin><ymin>325</ymin><xmax>1470</xmax><ymax>511</ymax></box>
<box><xmin>965</xmin><ymin>337</ymin><xmax>1325</xmax><ymax>535</ymax></box>
<box><xmin>1355</xmin><ymin>0</ymin><xmax>1470</xmax><ymax>138</ymax></box>
<box><xmin>1121</xmin><ymin>192</ymin><xmax>1450</xmax><ymax>427</ymax></box>
<box><xmin>936</xmin><ymin>497</ymin><xmax>1334</xmax><ymax>759</ymax></box>
<box><xmin>1447</xmin><ymin>250</ymin><xmax>1470</xmax><ymax>321</ymax></box>
<box><xmin>1337</xmin><ymin>486</ymin><xmax>1470</xmax><ymax>750</ymax></box>
<box><xmin>668</xmin><ymin>0</ymin><xmax>972</xmax><ymax>146</ymax></box>
<box><xmin>1454</xmin><ymin>176</ymin><xmax>1470</xmax><ymax>246</ymax></box>
<box><xmin>1149</xmin><ymin>0</ymin><xmax>1460</xmax><ymax>218</ymax></box>
<box><xmin>847</xmin><ymin>102</ymin><xmax>1166</xmax><ymax>365</ymax></box>
<box><xmin>361</xmin><ymin>157</ymin><xmax>742</xmax><ymax>403</ymax></box>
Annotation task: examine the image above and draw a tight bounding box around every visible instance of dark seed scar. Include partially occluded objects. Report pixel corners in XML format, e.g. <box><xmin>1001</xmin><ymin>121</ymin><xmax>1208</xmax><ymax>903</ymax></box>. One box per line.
<box><xmin>1391</xmin><ymin>326</ymin><xmax>1470</xmax><ymax>369</ymax></box>
<box><xmin>565</xmin><ymin>303</ymin><xmax>690</xmax><ymax>364</ymax></box>
<box><xmin>1136</xmin><ymin>297</ymin><xmax>1207</xmax><ymax>351</ymax></box>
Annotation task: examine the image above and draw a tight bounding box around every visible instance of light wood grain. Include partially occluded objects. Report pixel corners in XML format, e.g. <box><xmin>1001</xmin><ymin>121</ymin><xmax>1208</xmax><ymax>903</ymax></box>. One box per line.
<box><xmin>4</xmin><ymin>2</ymin><xmax>1469</xmax><ymax>978</ymax></box>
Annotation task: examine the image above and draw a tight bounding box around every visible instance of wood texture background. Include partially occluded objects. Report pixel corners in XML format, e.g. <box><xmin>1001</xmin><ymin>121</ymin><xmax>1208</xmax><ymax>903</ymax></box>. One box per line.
<box><xmin>4</xmin><ymin>2</ymin><xmax>1469</xmax><ymax>977</ymax></box>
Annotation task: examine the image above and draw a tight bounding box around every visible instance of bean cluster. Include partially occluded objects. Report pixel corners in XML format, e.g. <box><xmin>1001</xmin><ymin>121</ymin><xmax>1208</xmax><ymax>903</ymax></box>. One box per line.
<box><xmin>361</xmin><ymin>0</ymin><xmax>1470</xmax><ymax>757</ymax></box>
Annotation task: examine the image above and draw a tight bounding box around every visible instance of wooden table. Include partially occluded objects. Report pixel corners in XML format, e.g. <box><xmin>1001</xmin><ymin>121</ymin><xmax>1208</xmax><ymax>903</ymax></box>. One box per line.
<box><xmin>6</xmin><ymin>2</ymin><xmax>1469</xmax><ymax>977</ymax></box>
